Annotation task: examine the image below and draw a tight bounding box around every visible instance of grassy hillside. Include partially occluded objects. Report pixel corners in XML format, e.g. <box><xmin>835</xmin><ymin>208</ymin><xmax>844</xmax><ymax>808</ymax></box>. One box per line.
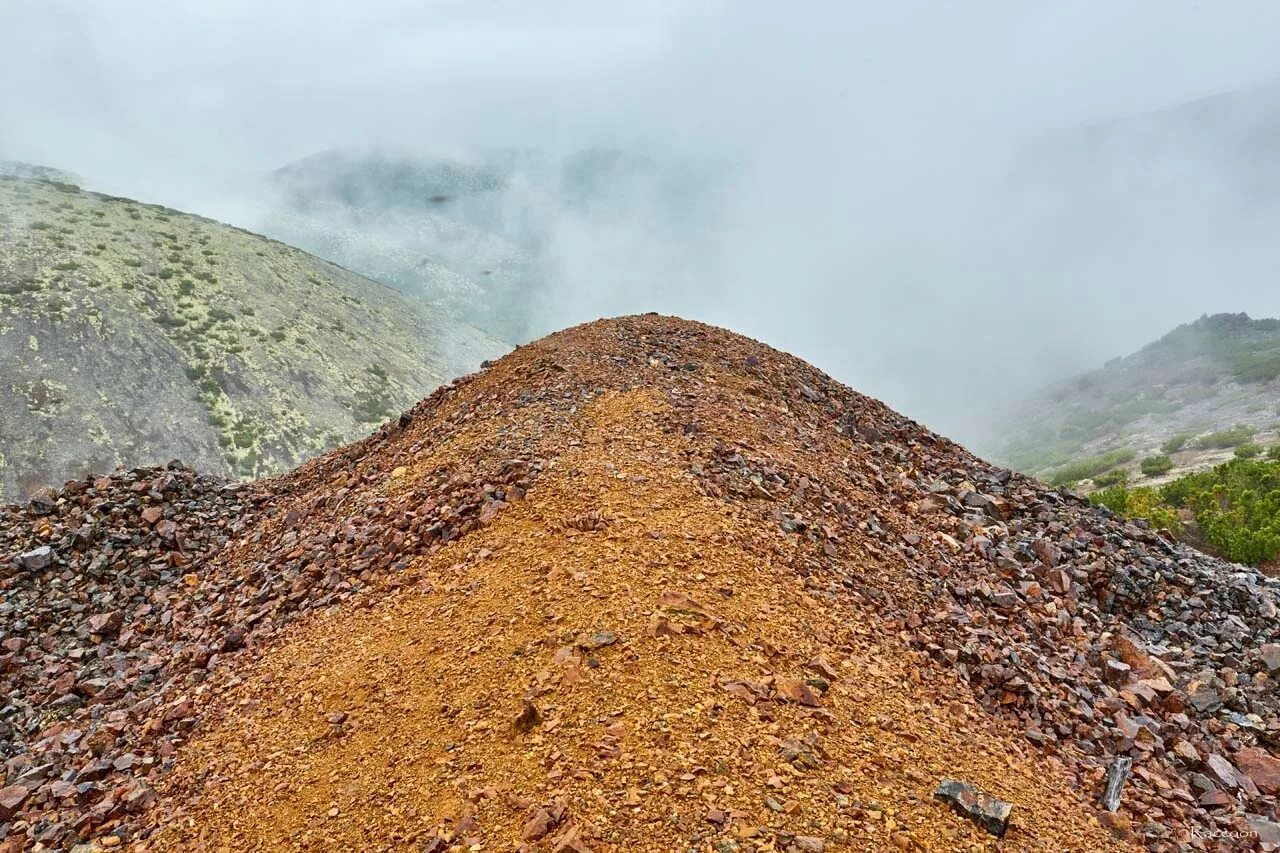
<box><xmin>0</xmin><ymin>174</ymin><xmax>506</xmax><ymax>498</ymax></box>
<box><xmin>992</xmin><ymin>313</ymin><xmax>1280</xmax><ymax>488</ymax></box>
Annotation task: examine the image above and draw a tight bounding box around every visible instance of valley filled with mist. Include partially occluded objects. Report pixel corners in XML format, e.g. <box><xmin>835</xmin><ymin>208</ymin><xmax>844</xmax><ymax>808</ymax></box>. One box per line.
<box><xmin>9</xmin><ymin>3</ymin><xmax>1280</xmax><ymax>450</ymax></box>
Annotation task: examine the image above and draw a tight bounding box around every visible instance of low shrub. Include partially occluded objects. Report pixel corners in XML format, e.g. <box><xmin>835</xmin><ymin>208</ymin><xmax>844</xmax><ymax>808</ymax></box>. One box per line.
<box><xmin>1093</xmin><ymin>469</ymin><xmax>1129</xmax><ymax>488</ymax></box>
<box><xmin>1196</xmin><ymin>424</ymin><xmax>1256</xmax><ymax>449</ymax></box>
<box><xmin>1047</xmin><ymin>449</ymin><xmax>1136</xmax><ymax>487</ymax></box>
<box><xmin>1140</xmin><ymin>455</ymin><xmax>1174</xmax><ymax>477</ymax></box>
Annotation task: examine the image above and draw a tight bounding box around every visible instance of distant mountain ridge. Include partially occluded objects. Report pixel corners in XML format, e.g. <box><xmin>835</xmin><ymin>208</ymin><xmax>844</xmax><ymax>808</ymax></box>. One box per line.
<box><xmin>993</xmin><ymin>312</ymin><xmax>1280</xmax><ymax>485</ymax></box>
<box><xmin>254</xmin><ymin>146</ymin><xmax>716</xmax><ymax>342</ymax></box>
<box><xmin>0</xmin><ymin>173</ymin><xmax>507</xmax><ymax>499</ymax></box>
<box><xmin>0</xmin><ymin>159</ymin><xmax>82</xmax><ymax>187</ymax></box>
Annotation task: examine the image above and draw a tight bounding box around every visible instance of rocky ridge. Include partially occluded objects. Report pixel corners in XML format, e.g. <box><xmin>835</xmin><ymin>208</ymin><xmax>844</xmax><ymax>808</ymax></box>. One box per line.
<box><xmin>0</xmin><ymin>315</ymin><xmax>1277</xmax><ymax>851</ymax></box>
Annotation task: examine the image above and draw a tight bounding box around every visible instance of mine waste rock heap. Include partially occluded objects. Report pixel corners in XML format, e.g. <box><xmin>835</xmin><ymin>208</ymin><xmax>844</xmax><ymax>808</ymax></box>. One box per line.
<box><xmin>2</xmin><ymin>315</ymin><xmax>1280</xmax><ymax>852</ymax></box>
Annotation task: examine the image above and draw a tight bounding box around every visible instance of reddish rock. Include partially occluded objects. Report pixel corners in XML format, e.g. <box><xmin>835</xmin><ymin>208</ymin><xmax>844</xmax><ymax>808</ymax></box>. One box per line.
<box><xmin>1234</xmin><ymin>746</ymin><xmax>1280</xmax><ymax>795</ymax></box>
<box><xmin>521</xmin><ymin>807</ymin><xmax>554</xmax><ymax>841</ymax></box>
<box><xmin>777</xmin><ymin>678</ymin><xmax>820</xmax><ymax>707</ymax></box>
<box><xmin>87</xmin><ymin>611</ymin><xmax>122</xmax><ymax>636</ymax></box>
<box><xmin>1103</xmin><ymin>659</ymin><xmax>1132</xmax><ymax>685</ymax></box>
<box><xmin>0</xmin><ymin>786</ymin><xmax>28</xmax><ymax>820</ymax></box>
<box><xmin>1203</xmin><ymin>754</ymin><xmax>1240</xmax><ymax>790</ymax></box>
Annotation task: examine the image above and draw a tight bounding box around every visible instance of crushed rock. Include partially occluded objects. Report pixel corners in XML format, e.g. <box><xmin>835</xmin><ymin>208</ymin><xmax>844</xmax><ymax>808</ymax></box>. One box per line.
<box><xmin>2</xmin><ymin>314</ymin><xmax>1277</xmax><ymax>851</ymax></box>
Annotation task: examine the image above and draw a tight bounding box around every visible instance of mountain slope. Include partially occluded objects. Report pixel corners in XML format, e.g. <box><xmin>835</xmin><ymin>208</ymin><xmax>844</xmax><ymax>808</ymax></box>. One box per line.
<box><xmin>256</xmin><ymin>147</ymin><xmax>718</xmax><ymax>342</ymax></box>
<box><xmin>991</xmin><ymin>313</ymin><xmax>1280</xmax><ymax>486</ymax></box>
<box><xmin>259</xmin><ymin>149</ymin><xmax>539</xmax><ymax>339</ymax></box>
<box><xmin>4</xmin><ymin>315</ymin><xmax>1277</xmax><ymax>850</ymax></box>
<box><xmin>0</xmin><ymin>174</ymin><xmax>507</xmax><ymax>499</ymax></box>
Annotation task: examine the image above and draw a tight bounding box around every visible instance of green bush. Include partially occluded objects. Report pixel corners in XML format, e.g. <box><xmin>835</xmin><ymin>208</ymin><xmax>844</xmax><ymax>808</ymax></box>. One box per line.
<box><xmin>1231</xmin><ymin>349</ymin><xmax>1280</xmax><ymax>383</ymax></box>
<box><xmin>1236</xmin><ymin>443</ymin><xmax>1264</xmax><ymax>459</ymax></box>
<box><xmin>1047</xmin><ymin>449</ymin><xmax>1136</xmax><ymax>487</ymax></box>
<box><xmin>1269</xmin><ymin>445</ymin><xmax>1280</xmax><ymax>461</ymax></box>
<box><xmin>1089</xmin><ymin>485</ymin><xmax>1182</xmax><ymax>534</ymax></box>
<box><xmin>1150</xmin><ymin>459</ymin><xmax>1280</xmax><ymax>565</ymax></box>
<box><xmin>1140</xmin><ymin>455</ymin><xmax>1174</xmax><ymax>476</ymax></box>
<box><xmin>1093</xmin><ymin>469</ymin><xmax>1130</xmax><ymax>488</ymax></box>
<box><xmin>1161</xmin><ymin>433</ymin><xmax>1194</xmax><ymax>453</ymax></box>
<box><xmin>1195</xmin><ymin>424</ymin><xmax>1257</xmax><ymax>449</ymax></box>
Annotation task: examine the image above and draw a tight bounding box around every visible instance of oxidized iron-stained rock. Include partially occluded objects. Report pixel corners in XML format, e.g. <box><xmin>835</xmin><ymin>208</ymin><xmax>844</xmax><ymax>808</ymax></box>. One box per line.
<box><xmin>934</xmin><ymin>779</ymin><xmax>1013</xmax><ymax>837</ymax></box>
<box><xmin>1235</xmin><ymin>747</ymin><xmax>1280</xmax><ymax>795</ymax></box>
<box><xmin>4</xmin><ymin>314</ymin><xmax>1280</xmax><ymax>851</ymax></box>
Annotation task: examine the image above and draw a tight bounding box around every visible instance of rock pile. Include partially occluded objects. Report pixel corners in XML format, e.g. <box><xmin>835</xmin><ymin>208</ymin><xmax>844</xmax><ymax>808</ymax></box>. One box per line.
<box><xmin>664</xmin><ymin>318</ymin><xmax>1280</xmax><ymax>849</ymax></box>
<box><xmin>0</xmin><ymin>381</ymin><xmax>560</xmax><ymax>850</ymax></box>
<box><xmin>0</xmin><ymin>464</ymin><xmax>264</xmax><ymax>849</ymax></box>
<box><xmin>1</xmin><ymin>314</ymin><xmax>1278</xmax><ymax>851</ymax></box>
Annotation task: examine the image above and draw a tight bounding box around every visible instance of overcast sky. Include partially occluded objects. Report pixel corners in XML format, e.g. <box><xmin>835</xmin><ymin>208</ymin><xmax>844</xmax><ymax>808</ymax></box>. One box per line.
<box><xmin>7</xmin><ymin>1</ymin><xmax>1280</xmax><ymax>444</ymax></box>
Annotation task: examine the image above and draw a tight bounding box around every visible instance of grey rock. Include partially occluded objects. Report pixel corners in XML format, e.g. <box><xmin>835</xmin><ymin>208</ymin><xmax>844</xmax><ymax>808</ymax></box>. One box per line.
<box><xmin>1100</xmin><ymin>756</ymin><xmax>1132</xmax><ymax>812</ymax></box>
<box><xmin>934</xmin><ymin>778</ymin><xmax>1012</xmax><ymax>837</ymax></box>
<box><xmin>16</xmin><ymin>545</ymin><xmax>54</xmax><ymax>571</ymax></box>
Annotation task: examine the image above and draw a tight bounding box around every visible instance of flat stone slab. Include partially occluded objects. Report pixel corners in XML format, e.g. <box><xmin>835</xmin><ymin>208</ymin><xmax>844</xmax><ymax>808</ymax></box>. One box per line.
<box><xmin>934</xmin><ymin>779</ymin><xmax>1013</xmax><ymax>837</ymax></box>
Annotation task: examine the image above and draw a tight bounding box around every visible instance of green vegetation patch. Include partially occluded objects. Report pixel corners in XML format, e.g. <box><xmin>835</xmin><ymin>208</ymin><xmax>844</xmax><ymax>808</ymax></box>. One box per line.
<box><xmin>351</xmin><ymin>363</ymin><xmax>397</xmax><ymax>423</ymax></box>
<box><xmin>1093</xmin><ymin>469</ymin><xmax>1129</xmax><ymax>488</ymax></box>
<box><xmin>1231</xmin><ymin>348</ymin><xmax>1280</xmax><ymax>383</ymax></box>
<box><xmin>1195</xmin><ymin>424</ymin><xmax>1256</xmax><ymax>449</ymax></box>
<box><xmin>1140</xmin><ymin>455</ymin><xmax>1174</xmax><ymax>477</ymax></box>
<box><xmin>1046</xmin><ymin>449</ymin><xmax>1136</xmax><ymax>487</ymax></box>
<box><xmin>1094</xmin><ymin>458</ymin><xmax>1280</xmax><ymax>565</ymax></box>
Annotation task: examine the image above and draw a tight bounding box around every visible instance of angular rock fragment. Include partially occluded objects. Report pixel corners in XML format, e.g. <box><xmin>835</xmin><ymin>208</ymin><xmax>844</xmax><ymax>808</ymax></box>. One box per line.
<box><xmin>1100</xmin><ymin>756</ymin><xmax>1132</xmax><ymax>812</ymax></box>
<box><xmin>934</xmin><ymin>779</ymin><xmax>1012</xmax><ymax>837</ymax></box>
<box><xmin>1204</xmin><ymin>754</ymin><xmax>1241</xmax><ymax>790</ymax></box>
<box><xmin>578</xmin><ymin>630</ymin><xmax>618</xmax><ymax>650</ymax></box>
<box><xmin>16</xmin><ymin>545</ymin><xmax>53</xmax><ymax>571</ymax></box>
<box><xmin>1102</xmin><ymin>659</ymin><xmax>1131</xmax><ymax>685</ymax></box>
<box><xmin>1235</xmin><ymin>747</ymin><xmax>1280</xmax><ymax>795</ymax></box>
<box><xmin>513</xmin><ymin>699</ymin><xmax>542</xmax><ymax>733</ymax></box>
<box><xmin>0</xmin><ymin>785</ymin><xmax>29</xmax><ymax>820</ymax></box>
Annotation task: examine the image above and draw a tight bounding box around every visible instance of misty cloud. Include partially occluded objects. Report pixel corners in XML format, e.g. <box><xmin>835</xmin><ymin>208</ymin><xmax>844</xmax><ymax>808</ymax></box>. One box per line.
<box><xmin>7</xmin><ymin>1</ymin><xmax>1280</xmax><ymax>448</ymax></box>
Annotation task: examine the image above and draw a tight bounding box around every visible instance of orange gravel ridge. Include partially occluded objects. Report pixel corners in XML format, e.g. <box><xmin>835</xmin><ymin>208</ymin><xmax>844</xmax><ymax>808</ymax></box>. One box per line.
<box><xmin>6</xmin><ymin>314</ymin><xmax>1278</xmax><ymax>852</ymax></box>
